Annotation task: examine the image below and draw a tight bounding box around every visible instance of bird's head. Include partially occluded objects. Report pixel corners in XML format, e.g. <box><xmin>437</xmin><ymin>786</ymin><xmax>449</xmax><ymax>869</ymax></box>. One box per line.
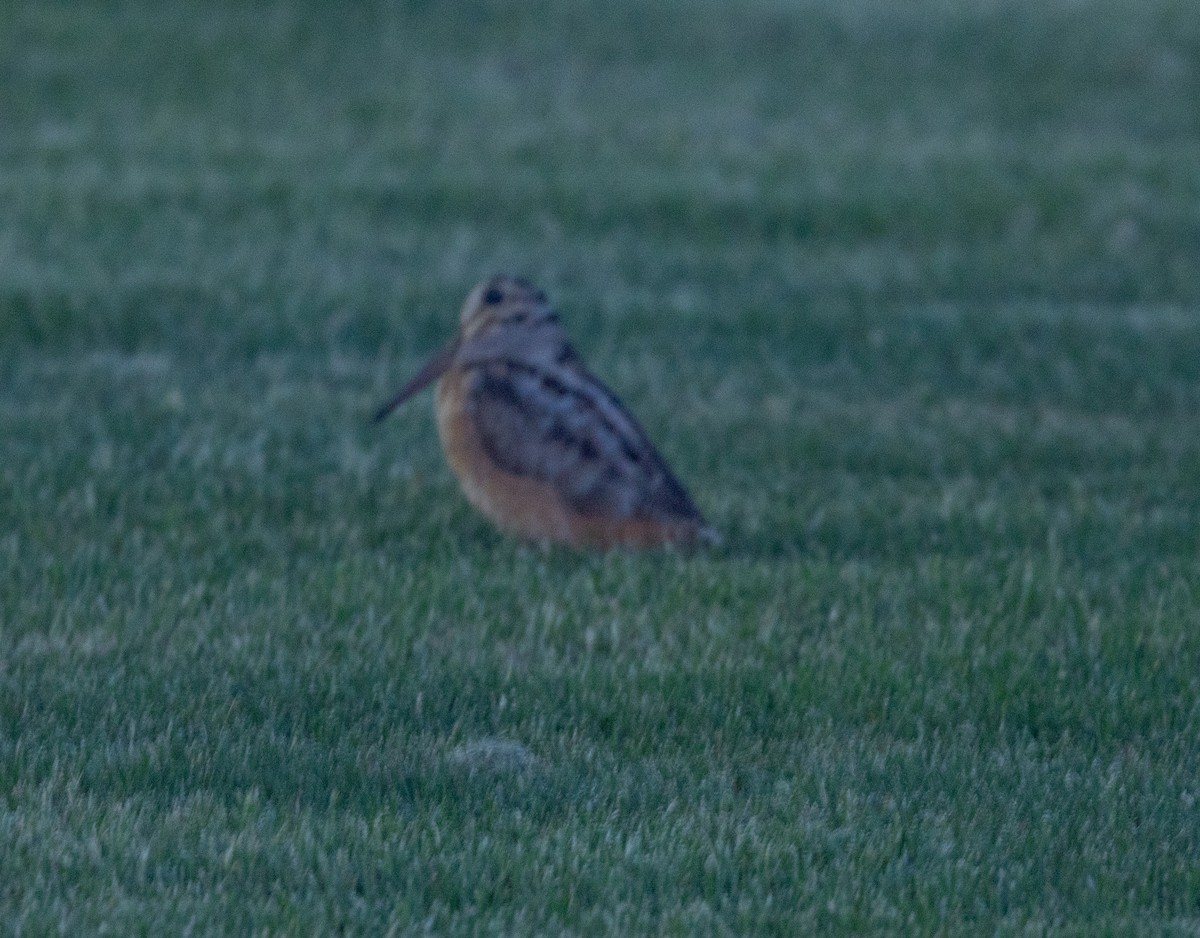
<box><xmin>373</xmin><ymin>274</ymin><xmax>564</xmax><ymax>423</ymax></box>
<box><xmin>458</xmin><ymin>274</ymin><xmax>560</xmax><ymax>340</ymax></box>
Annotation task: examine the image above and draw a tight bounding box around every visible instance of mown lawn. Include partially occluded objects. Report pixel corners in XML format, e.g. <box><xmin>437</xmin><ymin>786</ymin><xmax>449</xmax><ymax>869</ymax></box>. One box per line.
<box><xmin>2</xmin><ymin>0</ymin><xmax>1200</xmax><ymax>933</ymax></box>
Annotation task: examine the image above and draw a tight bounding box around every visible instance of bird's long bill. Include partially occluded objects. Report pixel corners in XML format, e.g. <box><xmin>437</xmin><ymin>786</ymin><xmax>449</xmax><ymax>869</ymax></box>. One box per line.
<box><xmin>372</xmin><ymin>337</ymin><xmax>459</xmax><ymax>423</ymax></box>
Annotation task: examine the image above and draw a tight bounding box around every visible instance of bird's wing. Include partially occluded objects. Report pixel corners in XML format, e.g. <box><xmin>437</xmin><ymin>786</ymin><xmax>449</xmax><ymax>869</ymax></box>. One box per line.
<box><xmin>464</xmin><ymin>355</ymin><xmax>705</xmax><ymax>524</ymax></box>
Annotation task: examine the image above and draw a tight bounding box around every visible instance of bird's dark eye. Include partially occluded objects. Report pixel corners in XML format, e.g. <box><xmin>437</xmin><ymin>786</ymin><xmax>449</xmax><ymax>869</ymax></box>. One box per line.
<box><xmin>483</xmin><ymin>287</ymin><xmax>504</xmax><ymax>305</ymax></box>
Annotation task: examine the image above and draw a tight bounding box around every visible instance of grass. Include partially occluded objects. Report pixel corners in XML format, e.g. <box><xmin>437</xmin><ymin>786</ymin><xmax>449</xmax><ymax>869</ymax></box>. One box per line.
<box><xmin>3</xmin><ymin>0</ymin><xmax>1200</xmax><ymax>932</ymax></box>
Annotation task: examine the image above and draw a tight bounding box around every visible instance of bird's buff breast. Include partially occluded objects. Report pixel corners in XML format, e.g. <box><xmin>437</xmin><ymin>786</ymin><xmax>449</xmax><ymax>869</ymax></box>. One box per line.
<box><xmin>434</xmin><ymin>370</ymin><xmax>578</xmax><ymax>544</ymax></box>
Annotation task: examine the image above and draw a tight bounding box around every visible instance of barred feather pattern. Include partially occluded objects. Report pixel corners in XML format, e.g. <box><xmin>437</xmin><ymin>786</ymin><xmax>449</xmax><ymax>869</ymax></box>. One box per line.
<box><xmin>464</xmin><ymin>354</ymin><xmax>706</xmax><ymax>527</ymax></box>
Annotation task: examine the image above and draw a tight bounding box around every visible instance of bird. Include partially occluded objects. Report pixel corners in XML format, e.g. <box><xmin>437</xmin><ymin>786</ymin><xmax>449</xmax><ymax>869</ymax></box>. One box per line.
<box><xmin>373</xmin><ymin>274</ymin><xmax>718</xmax><ymax>549</ymax></box>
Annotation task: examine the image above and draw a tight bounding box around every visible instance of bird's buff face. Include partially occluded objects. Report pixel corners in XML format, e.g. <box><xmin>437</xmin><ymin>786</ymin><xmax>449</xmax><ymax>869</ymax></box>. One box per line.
<box><xmin>372</xmin><ymin>274</ymin><xmax>563</xmax><ymax>424</ymax></box>
<box><xmin>458</xmin><ymin>274</ymin><xmax>558</xmax><ymax>340</ymax></box>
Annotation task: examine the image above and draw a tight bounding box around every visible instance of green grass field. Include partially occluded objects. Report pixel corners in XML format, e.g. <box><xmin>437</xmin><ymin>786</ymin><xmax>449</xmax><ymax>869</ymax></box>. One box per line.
<box><xmin>3</xmin><ymin>0</ymin><xmax>1200</xmax><ymax>932</ymax></box>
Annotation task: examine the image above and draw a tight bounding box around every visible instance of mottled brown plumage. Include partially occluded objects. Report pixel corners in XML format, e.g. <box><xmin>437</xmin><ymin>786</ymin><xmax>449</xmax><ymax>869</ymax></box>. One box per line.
<box><xmin>374</xmin><ymin>275</ymin><xmax>717</xmax><ymax>548</ymax></box>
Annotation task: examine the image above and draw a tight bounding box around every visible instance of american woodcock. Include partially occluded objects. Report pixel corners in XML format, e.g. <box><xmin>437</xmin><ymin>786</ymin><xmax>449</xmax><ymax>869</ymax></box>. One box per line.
<box><xmin>374</xmin><ymin>275</ymin><xmax>718</xmax><ymax>549</ymax></box>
